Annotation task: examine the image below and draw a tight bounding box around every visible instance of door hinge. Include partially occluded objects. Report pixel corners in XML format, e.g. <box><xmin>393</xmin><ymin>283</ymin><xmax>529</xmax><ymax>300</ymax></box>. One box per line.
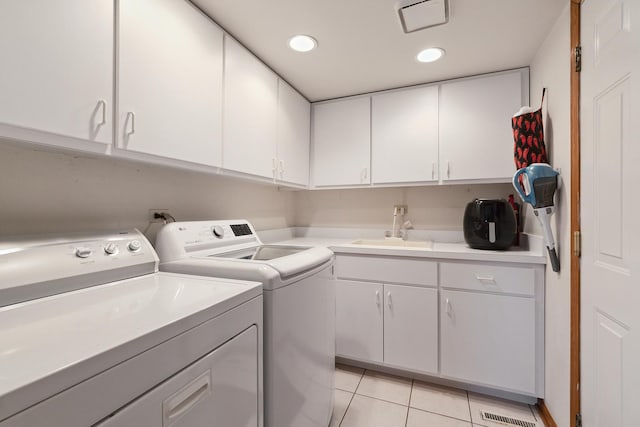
<box><xmin>576</xmin><ymin>412</ymin><xmax>582</xmax><ymax>427</ymax></box>
<box><xmin>573</xmin><ymin>230</ymin><xmax>582</xmax><ymax>257</ymax></box>
<box><xmin>575</xmin><ymin>45</ymin><xmax>582</xmax><ymax>72</ymax></box>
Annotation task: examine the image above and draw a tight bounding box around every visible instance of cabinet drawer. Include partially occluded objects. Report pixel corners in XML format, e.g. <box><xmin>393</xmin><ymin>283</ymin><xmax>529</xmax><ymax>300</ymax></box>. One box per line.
<box><xmin>336</xmin><ymin>255</ymin><xmax>437</xmax><ymax>286</ymax></box>
<box><xmin>440</xmin><ymin>262</ymin><xmax>535</xmax><ymax>296</ymax></box>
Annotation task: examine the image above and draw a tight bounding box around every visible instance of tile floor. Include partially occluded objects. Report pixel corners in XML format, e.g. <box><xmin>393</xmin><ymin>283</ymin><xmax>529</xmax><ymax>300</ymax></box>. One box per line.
<box><xmin>331</xmin><ymin>364</ymin><xmax>544</xmax><ymax>427</ymax></box>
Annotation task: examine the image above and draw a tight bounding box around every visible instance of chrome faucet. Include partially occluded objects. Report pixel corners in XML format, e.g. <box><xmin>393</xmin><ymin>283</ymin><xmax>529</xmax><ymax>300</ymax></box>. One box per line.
<box><xmin>390</xmin><ymin>205</ymin><xmax>408</xmax><ymax>239</ymax></box>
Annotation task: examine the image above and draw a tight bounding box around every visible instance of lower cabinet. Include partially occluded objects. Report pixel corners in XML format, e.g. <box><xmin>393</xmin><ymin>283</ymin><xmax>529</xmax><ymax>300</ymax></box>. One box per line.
<box><xmin>335</xmin><ymin>280</ymin><xmax>383</xmax><ymax>363</ymax></box>
<box><xmin>383</xmin><ymin>284</ymin><xmax>438</xmax><ymax>374</ymax></box>
<box><xmin>335</xmin><ymin>280</ymin><xmax>437</xmax><ymax>374</ymax></box>
<box><xmin>440</xmin><ymin>289</ymin><xmax>536</xmax><ymax>394</ymax></box>
<box><xmin>334</xmin><ymin>254</ymin><xmax>544</xmax><ymax>397</ymax></box>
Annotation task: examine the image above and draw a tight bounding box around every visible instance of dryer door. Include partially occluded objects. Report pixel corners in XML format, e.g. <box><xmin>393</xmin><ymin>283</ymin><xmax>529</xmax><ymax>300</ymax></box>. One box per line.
<box><xmin>95</xmin><ymin>326</ymin><xmax>258</xmax><ymax>427</ymax></box>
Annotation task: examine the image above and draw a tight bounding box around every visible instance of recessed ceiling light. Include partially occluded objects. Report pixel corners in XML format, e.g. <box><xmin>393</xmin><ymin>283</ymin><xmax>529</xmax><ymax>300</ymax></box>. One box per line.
<box><xmin>416</xmin><ymin>47</ymin><xmax>445</xmax><ymax>63</ymax></box>
<box><xmin>288</xmin><ymin>35</ymin><xmax>317</xmax><ymax>52</ymax></box>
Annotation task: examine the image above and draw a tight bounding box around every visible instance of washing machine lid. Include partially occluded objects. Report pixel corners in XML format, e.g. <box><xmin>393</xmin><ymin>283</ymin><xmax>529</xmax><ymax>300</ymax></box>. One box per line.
<box><xmin>160</xmin><ymin>245</ymin><xmax>333</xmax><ymax>290</ymax></box>
<box><xmin>0</xmin><ymin>272</ymin><xmax>261</xmax><ymax>421</ymax></box>
<box><xmin>212</xmin><ymin>245</ymin><xmax>308</xmax><ymax>261</ymax></box>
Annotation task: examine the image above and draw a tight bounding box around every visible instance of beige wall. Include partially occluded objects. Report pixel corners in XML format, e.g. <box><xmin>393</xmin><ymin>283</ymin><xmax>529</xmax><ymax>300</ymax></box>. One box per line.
<box><xmin>294</xmin><ymin>184</ymin><xmax>515</xmax><ymax>230</ymax></box>
<box><xmin>0</xmin><ymin>142</ymin><xmax>296</xmax><ymax>238</ymax></box>
<box><xmin>529</xmin><ymin>4</ymin><xmax>571</xmax><ymax>426</ymax></box>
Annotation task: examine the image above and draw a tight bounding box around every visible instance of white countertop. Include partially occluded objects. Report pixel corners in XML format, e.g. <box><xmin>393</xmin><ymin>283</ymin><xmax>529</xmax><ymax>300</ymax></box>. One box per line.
<box><xmin>265</xmin><ymin>228</ymin><xmax>546</xmax><ymax>264</ymax></box>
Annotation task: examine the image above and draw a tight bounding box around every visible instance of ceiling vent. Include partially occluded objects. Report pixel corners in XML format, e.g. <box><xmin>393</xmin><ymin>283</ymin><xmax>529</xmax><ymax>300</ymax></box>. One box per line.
<box><xmin>398</xmin><ymin>0</ymin><xmax>449</xmax><ymax>33</ymax></box>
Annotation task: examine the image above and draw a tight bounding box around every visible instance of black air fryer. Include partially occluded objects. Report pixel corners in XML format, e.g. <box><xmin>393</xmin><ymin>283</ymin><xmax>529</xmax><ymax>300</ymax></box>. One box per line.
<box><xmin>463</xmin><ymin>199</ymin><xmax>517</xmax><ymax>250</ymax></box>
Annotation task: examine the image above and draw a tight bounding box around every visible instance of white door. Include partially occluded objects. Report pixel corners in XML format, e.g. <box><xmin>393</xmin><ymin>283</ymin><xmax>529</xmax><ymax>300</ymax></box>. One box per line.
<box><xmin>224</xmin><ymin>37</ymin><xmax>278</xmax><ymax>179</ymax></box>
<box><xmin>118</xmin><ymin>0</ymin><xmax>223</xmax><ymax>166</ymax></box>
<box><xmin>277</xmin><ymin>80</ymin><xmax>310</xmax><ymax>186</ymax></box>
<box><xmin>311</xmin><ymin>97</ymin><xmax>371</xmax><ymax>187</ymax></box>
<box><xmin>383</xmin><ymin>284</ymin><xmax>438</xmax><ymax>374</ymax></box>
<box><xmin>581</xmin><ymin>0</ymin><xmax>640</xmax><ymax>425</ymax></box>
<box><xmin>335</xmin><ymin>280</ymin><xmax>383</xmax><ymax>363</ymax></box>
<box><xmin>0</xmin><ymin>0</ymin><xmax>113</xmax><ymax>145</ymax></box>
<box><xmin>371</xmin><ymin>86</ymin><xmax>439</xmax><ymax>184</ymax></box>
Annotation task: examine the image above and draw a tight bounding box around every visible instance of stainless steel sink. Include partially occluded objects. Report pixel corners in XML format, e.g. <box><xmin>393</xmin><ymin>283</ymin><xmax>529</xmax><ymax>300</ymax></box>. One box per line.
<box><xmin>350</xmin><ymin>238</ymin><xmax>433</xmax><ymax>249</ymax></box>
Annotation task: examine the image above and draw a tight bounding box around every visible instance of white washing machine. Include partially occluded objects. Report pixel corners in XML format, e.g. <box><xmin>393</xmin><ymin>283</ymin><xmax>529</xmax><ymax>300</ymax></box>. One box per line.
<box><xmin>0</xmin><ymin>229</ymin><xmax>263</xmax><ymax>427</ymax></box>
<box><xmin>155</xmin><ymin>220</ymin><xmax>335</xmax><ymax>427</ymax></box>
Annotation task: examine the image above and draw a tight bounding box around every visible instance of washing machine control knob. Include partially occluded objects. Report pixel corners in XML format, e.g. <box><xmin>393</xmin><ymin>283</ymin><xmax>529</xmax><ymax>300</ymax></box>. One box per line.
<box><xmin>75</xmin><ymin>247</ymin><xmax>92</xmax><ymax>258</ymax></box>
<box><xmin>212</xmin><ymin>226</ymin><xmax>224</xmax><ymax>238</ymax></box>
<box><xmin>128</xmin><ymin>240</ymin><xmax>142</xmax><ymax>252</ymax></box>
<box><xmin>104</xmin><ymin>243</ymin><xmax>118</xmax><ymax>255</ymax></box>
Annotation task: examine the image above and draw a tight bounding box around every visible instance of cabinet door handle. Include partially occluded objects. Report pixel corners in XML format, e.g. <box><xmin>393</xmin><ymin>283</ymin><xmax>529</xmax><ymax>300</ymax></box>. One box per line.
<box><xmin>272</xmin><ymin>158</ymin><xmax>277</xmax><ymax>183</ymax></box>
<box><xmin>361</xmin><ymin>167</ymin><xmax>369</xmax><ymax>183</ymax></box>
<box><xmin>279</xmin><ymin>159</ymin><xmax>285</xmax><ymax>179</ymax></box>
<box><xmin>97</xmin><ymin>99</ymin><xmax>107</xmax><ymax>126</ymax></box>
<box><xmin>432</xmin><ymin>162</ymin><xmax>435</xmax><ymax>180</ymax></box>
<box><xmin>447</xmin><ymin>161</ymin><xmax>451</xmax><ymax>179</ymax></box>
<box><xmin>126</xmin><ymin>111</ymin><xmax>136</xmax><ymax>135</ymax></box>
<box><xmin>445</xmin><ymin>298</ymin><xmax>452</xmax><ymax>316</ymax></box>
<box><xmin>387</xmin><ymin>291</ymin><xmax>392</xmax><ymax>307</ymax></box>
<box><xmin>375</xmin><ymin>290</ymin><xmax>380</xmax><ymax>306</ymax></box>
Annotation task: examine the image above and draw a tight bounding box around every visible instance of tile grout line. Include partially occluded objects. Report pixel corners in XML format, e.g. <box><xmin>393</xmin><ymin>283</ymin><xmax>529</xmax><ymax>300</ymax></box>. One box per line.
<box><xmin>337</xmin><ymin>389</ymin><xmax>357</xmax><ymax>427</ymax></box>
<box><xmin>528</xmin><ymin>403</ymin><xmax>540</xmax><ymax>424</ymax></box>
<box><xmin>466</xmin><ymin>390</ymin><xmax>474</xmax><ymax>426</ymax></box>
<box><xmin>404</xmin><ymin>379</ymin><xmax>414</xmax><ymax>427</ymax></box>
<box><xmin>352</xmin><ymin>392</ymin><xmax>413</xmax><ymax>409</ymax></box>
<box><xmin>338</xmin><ymin>368</ymin><xmax>366</xmax><ymax>427</ymax></box>
<box><xmin>335</xmin><ymin>367</ymin><xmax>364</xmax><ymax>427</ymax></box>
<box><xmin>409</xmin><ymin>406</ymin><xmax>476</xmax><ymax>425</ymax></box>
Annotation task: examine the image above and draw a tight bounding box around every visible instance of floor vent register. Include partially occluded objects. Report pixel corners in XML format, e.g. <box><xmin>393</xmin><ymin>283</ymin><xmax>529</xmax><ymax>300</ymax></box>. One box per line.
<box><xmin>481</xmin><ymin>411</ymin><xmax>537</xmax><ymax>427</ymax></box>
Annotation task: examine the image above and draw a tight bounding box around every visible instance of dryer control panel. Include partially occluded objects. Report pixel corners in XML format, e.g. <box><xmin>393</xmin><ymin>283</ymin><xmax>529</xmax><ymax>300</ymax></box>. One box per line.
<box><xmin>0</xmin><ymin>230</ymin><xmax>157</xmax><ymax>307</ymax></box>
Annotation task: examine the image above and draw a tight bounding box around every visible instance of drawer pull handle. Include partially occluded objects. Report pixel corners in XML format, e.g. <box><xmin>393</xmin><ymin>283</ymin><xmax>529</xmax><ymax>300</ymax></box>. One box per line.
<box><xmin>375</xmin><ymin>290</ymin><xmax>380</xmax><ymax>306</ymax></box>
<box><xmin>387</xmin><ymin>291</ymin><xmax>392</xmax><ymax>307</ymax></box>
<box><xmin>445</xmin><ymin>298</ymin><xmax>452</xmax><ymax>316</ymax></box>
<box><xmin>475</xmin><ymin>275</ymin><xmax>496</xmax><ymax>283</ymax></box>
<box><xmin>163</xmin><ymin>371</ymin><xmax>211</xmax><ymax>422</ymax></box>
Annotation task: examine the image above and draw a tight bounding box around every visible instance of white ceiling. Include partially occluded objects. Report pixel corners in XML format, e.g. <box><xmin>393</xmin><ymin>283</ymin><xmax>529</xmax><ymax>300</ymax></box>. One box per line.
<box><xmin>192</xmin><ymin>0</ymin><xmax>566</xmax><ymax>102</ymax></box>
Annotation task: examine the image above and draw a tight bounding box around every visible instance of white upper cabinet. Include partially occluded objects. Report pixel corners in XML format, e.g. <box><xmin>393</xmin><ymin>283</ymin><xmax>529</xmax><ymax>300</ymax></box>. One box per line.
<box><xmin>118</xmin><ymin>0</ymin><xmax>223</xmax><ymax>166</ymax></box>
<box><xmin>439</xmin><ymin>69</ymin><xmax>528</xmax><ymax>182</ymax></box>
<box><xmin>371</xmin><ymin>86</ymin><xmax>439</xmax><ymax>184</ymax></box>
<box><xmin>224</xmin><ymin>37</ymin><xmax>279</xmax><ymax>180</ymax></box>
<box><xmin>0</xmin><ymin>0</ymin><xmax>113</xmax><ymax>148</ymax></box>
<box><xmin>277</xmin><ymin>81</ymin><xmax>310</xmax><ymax>186</ymax></box>
<box><xmin>312</xmin><ymin>97</ymin><xmax>371</xmax><ymax>187</ymax></box>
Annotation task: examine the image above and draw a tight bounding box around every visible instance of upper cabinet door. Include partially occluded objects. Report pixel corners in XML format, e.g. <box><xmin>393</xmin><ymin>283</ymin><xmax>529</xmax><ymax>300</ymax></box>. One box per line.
<box><xmin>277</xmin><ymin>81</ymin><xmax>310</xmax><ymax>186</ymax></box>
<box><xmin>224</xmin><ymin>37</ymin><xmax>278</xmax><ymax>179</ymax></box>
<box><xmin>439</xmin><ymin>69</ymin><xmax>528</xmax><ymax>182</ymax></box>
<box><xmin>312</xmin><ymin>97</ymin><xmax>371</xmax><ymax>187</ymax></box>
<box><xmin>119</xmin><ymin>0</ymin><xmax>223</xmax><ymax>166</ymax></box>
<box><xmin>0</xmin><ymin>0</ymin><xmax>113</xmax><ymax>146</ymax></box>
<box><xmin>371</xmin><ymin>86</ymin><xmax>439</xmax><ymax>184</ymax></box>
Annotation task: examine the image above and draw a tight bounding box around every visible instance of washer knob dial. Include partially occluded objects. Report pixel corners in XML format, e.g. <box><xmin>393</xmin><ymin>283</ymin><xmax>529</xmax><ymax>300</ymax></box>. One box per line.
<box><xmin>212</xmin><ymin>226</ymin><xmax>224</xmax><ymax>238</ymax></box>
<box><xmin>75</xmin><ymin>247</ymin><xmax>92</xmax><ymax>258</ymax></box>
<box><xmin>128</xmin><ymin>240</ymin><xmax>142</xmax><ymax>252</ymax></box>
<box><xmin>104</xmin><ymin>243</ymin><xmax>118</xmax><ymax>255</ymax></box>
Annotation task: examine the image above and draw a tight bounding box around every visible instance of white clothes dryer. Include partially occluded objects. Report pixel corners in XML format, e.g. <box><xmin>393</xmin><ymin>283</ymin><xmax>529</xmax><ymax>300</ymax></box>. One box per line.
<box><xmin>0</xmin><ymin>229</ymin><xmax>263</xmax><ymax>427</ymax></box>
<box><xmin>155</xmin><ymin>220</ymin><xmax>335</xmax><ymax>427</ymax></box>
